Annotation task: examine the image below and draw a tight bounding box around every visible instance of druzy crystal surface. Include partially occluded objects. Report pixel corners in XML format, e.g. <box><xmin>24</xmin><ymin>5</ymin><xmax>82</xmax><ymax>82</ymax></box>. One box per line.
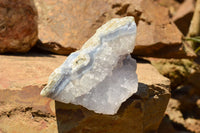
<box><xmin>40</xmin><ymin>17</ymin><xmax>138</xmax><ymax>114</ymax></box>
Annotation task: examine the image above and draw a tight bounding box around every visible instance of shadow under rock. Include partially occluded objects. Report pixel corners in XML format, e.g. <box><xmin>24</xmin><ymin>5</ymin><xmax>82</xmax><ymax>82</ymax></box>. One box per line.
<box><xmin>131</xmin><ymin>55</ymin><xmax>151</xmax><ymax>64</ymax></box>
<box><xmin>55</xmin><ymin>82</ymin><xmax>148</xmax><ymax>133</ymax></box>
<box><xmin>35</xmin><ymin>39</ymin><xmax>76</xmax><ymax>56</ymax></box>
<box><xmin>158</xmin><ymin>115</ymin><xmax>191</xmax><ymax>133</ymax></box>
<box><xmin>1</xmin><ymin>39</ymin><xmax>72</xmax><ymax>58</ymax></box>
<box><xmin>172</xmin><ymin>85</ymin><xmax>200</xmax><ymax>119</ymax></box>
<box><xmin>1</xmin><ymin>42</ymin><xmax>56</xmax><ymax>58</ymax></box>
<box><xmin>1</xmin><ymin>51</ymin><xmax>56</xmax><ymax>58</ymax></box>
<box><xmin>117</xmin><ymin>82</ymin><xmax>149</xmax><ymax>114</ymax></box>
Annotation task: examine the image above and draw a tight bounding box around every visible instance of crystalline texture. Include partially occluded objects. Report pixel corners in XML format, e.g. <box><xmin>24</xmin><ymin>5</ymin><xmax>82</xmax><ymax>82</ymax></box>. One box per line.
<box><xmin>40</xmin><ymin>17</ymin><xmax>138</xmax><ymax>115</ymax></box>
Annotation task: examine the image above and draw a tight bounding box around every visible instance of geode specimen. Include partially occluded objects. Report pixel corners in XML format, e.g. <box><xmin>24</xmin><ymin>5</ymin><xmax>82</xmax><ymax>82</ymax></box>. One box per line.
<box><xmin>40</xmin><ymin>17</ymin><xmax>138</xmax><ymax>115</ymax></box>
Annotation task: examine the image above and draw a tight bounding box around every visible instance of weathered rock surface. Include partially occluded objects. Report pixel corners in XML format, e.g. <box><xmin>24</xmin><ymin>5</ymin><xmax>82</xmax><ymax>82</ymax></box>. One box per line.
<box><xmin>0</xmin><ymin>53</ymin><xmax>66</xmax><ymax>133</ymax></box>
<box><xmin>0</xmin><ymin>87</ymin><xmax>57</xmax><ymax>133</ymax></box>
<box><xmin>0</xmin><ymin>53</ymin><xmax>66</xmax><ymax>90</ymax></box>
<box><xmin>35</xmin><ymin>0</ymin><xmax>195</xmax><ymax>58</ymax></box>
<box><xmin>149</xmin><ymin>58</ymin><xmax>199</xmax><ymax>89</ymax></box>
<box><xmin>150</xmin><ymin>58</ymin><xmax>200</xmax><ymax>132</ymax></box>
<box><xmin>164</xmin><ymin>98</ymin><xmax>200</xmax><ymax>133</ymax></box>
<box><xmin>0</xmin><ymin>0</ymin><xmax>38</xmax><ymax>53</ymax></box>
<box><xmin>166</xmin><ymin>98</ymin><xmax>185</xmax><ymax>125</ymax></box>
<box><xmin>187</xmin><ymin>0</ymin><xmax>200</xmax><ymax>39</ymax></box>
<box><xmin>156</xmin><ymin>0</ymin><xmax>182</xmax><ymax>17</ymax></box>
<box><xmin>0</xmin><ymin>54</ymin><xmax>170</xmax><ymax>133</ymax></box>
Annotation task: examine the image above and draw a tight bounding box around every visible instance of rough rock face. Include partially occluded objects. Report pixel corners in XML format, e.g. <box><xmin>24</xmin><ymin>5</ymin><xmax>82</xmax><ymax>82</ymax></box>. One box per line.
<box><xmin>149</xmin><ymin>58</ymin><xmax>199</xmax><ymax>89</ymax></box>
<box><xmin>0</xmin><ymin>54</ymin><xmax>66</xmax><ymax>90</ymax></box>
<box><xmin>150</xmin><ymin>58</ymin><xmax>200</xmax><ymax>132</ymax></box>
<box><xmin>0</xmin><ymin>86</ymin><xmax>57</xmax><ymax>133</ymax></box>
<box><xmin>35</xmin><ymin>0</ymin><xmax>195</xmax><ymax>58</ymax></box>
<box><xmin>0</xmin><ymin>53</ymin><xmax>170</xmax><ymax>133</ymax></box>
<box><xmin>0</xmin><ymin>0</ymin><xmax>38</xmax><ymax>53</ymax></box>
<box><xmin>156</xmin><ymin>0</ymin><xmax>182</xmax><ymax>16</ymax></box>
<box><xmin>41</xmin><ymin>17</ymin><xmax>138</xmax><ymax>115</ymax></box>
<box><xmin>0</xmin><ymin>53</ymin><xmax>67</xmax><ymax>133</ymax></box>
<box><xmin>164</xmin><ymin>98</ymin><xmax>200</xmax><ymax>133</ymax></box>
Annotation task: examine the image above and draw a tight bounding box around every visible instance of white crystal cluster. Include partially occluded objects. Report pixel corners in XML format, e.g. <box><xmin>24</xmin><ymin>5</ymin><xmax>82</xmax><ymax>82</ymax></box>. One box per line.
<box><xmin>40</xmin><ymin>17</ymin><xmax>138</xmax><ymax>115</ymax></box>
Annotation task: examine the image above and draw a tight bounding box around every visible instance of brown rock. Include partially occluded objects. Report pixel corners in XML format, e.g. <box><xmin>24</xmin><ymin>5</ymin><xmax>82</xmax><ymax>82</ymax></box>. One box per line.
<box><xmin>149</xmin><ymin>57</ymin><xmax>200</xmax><ymax>132</ymax></box>
<box><xmin>185</xmin><ymin>118</ymin><xmax>200</xmax><ymax>133</ymax></box>
<box><xmin>132</xmin><ymin>0</ymin><xmax>195</xmax><ymax>58</ymax></box>
<box><xmin>187</xmin><ymin>0</ymin><xmax>200</xmax><ymax>50</ymax></box>
<box><xmin>35</xmin><ymin>0</ymin><xmax>195</xmax><ymax>58</ymax></box>
<box><xmin>149</xmin><ymin>58</ymin><xmax>200</xmax><ymax>120</ymax></box>
<box><xmin>155</xmin><ymin>0</ymin><xmax>182</xmax><ymax>17</ymax></box>
<box><xmin>0</xmin><ymin>54</ymin><xmax>170</xmax><ymax>133</ymax></box>
<box><xmin>0</xmin><ymin>53</ymin><xmax>66</xmax><ymax>114</ymax></box>
<box><xmin>187</xmin><ymin>0</ymin><xmax>200</xmax><ymax>38</ymax></box>
<box><xmin>149</xmin><ymin>58</ymin><xmax>199</xmax><ymax>89</ymax></box>
<box><xmin>173</xmin><ymin>0</ymin><xmax>195</xmax><ymax>35</ymax></box>
<box><xmin>55</xmin><ymin>61</ymin><xmax>170</xmax><ymax>133</ymax></box>
<box><xmin>0</xmin><ymin>53</ymin><xmax>66</xmax><ymax>133</ymax></box>
<box><xmin>0</xmin><ymin>0</ymin><xmax>38</xmax><ymax>53</ymax></box>
<box><xmin>0</xmin><ymin>53</ymin><xmax>66</xmax><ymax>90</ymax></box>
<box><xmin>165</xmin><ymin>98</ymin><xmax>200</xmax><ymax>132</ymax></box>
<box><xmin>0</xmin><ymin>87</ymin><xmax>57</xmax><ymax>133</ymax></box>
<box><xmin>166</xmin><ymin>98</ymin><xmax>185</xmax><ymax>125</ymax></box>
<box><xmin>0</xmin><ymin>105</ymin><xmax>57</xmax><ymax>133</ymax></box>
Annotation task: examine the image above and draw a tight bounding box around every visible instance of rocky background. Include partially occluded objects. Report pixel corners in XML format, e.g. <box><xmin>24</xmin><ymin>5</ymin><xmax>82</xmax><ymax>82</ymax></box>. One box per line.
<box><xmin>0</xmin><ymin>0</ymin><xmax>200</xmax><ymax>133</ymax></box>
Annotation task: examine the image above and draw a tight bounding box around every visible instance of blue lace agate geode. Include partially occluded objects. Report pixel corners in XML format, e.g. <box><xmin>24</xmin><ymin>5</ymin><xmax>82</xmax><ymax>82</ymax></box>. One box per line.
<box><xmin>40</xmin><ymin>17</ymin><xmax>138</xmax><ymax>115</ymax></box>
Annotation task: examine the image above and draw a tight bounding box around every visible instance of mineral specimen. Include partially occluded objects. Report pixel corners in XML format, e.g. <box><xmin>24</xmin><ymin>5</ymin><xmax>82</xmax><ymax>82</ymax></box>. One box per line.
<box><xmin>40</xmin><ymin>17</ymin><xmax>138</xmax><ymax>115</ymax></box>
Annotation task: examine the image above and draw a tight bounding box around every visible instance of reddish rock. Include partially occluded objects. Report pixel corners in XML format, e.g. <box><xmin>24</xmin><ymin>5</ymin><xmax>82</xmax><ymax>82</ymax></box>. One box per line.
<box><xmin>0</xmin><ymin>0</ymin><xmax>38</xmax><ymax>53</ymax></box>
<box><xmin>0</xmin><ymin>85</ymin><xmax>55</xmax><ymax>115</ymax></box>
<box><xmin>155</xmin><ymin>0</ymin><xmax>182</xmax><ymax>16</ymax></box>
<box><xmin>0</xmin><ymin>86</ymin><xmax>57</xmax><ymax>133</ymax></box>
<box><xmin>35</xmin><ymin>0</ymin><xmax>196</xmax><ymax>58</ymax></box>
<box><xmin>173</xmin><ymin>0</ymin><xmax>195</xmax><ymax>35</ymax></box>
<box><xmin>0</xmin><ymin>54</ymin><xmax>66</xmax><ymax>113</ymax></box>
<box><xmin>0</xmin><ymin>54</ymin><xmax>66</xmax><ymax>90</ymax></box>
<box><xmin>0</xmin><ymin>53</ymin><xmax>66</xmax><ymax>133</ymax></box>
